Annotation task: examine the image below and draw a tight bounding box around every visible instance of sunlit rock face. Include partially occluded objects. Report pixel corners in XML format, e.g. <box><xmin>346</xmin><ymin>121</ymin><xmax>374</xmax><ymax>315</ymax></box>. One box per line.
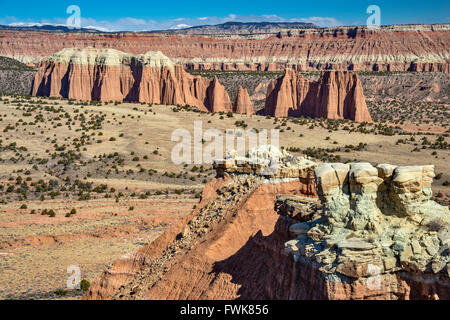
<box><xmin>264</xmin><ymin>70</ymin><xmax>373</xmax><ymax>122</ymax></box>
<box><xmin>32</xmin><ymin>48</ymin><xmax>237</xmax><ymax>113</ymax></box>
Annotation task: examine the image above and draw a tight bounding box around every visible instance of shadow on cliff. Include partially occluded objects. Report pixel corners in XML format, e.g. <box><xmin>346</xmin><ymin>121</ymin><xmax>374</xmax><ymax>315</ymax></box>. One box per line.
<box><xmin>124</xmin><ymin>61</ymin><xmax>143</xmax><ymax>102</ymax></box>
<box><xmin>59</xmin><ymin>68</ymin><xmax>70</xmax><ymax>98</ymax></box>
<box><xmin>210</xmin><ymin>217</ymin><xmax>303</xmax><ymax>300</ymax></box>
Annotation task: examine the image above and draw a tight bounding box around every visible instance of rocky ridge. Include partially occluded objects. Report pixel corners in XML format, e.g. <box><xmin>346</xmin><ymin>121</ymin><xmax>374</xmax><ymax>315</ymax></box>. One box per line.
<box><xmin>160</xmin><ymin>22</ymin><xmax>317</xmax><ymax>36</ymax></box>
<box><xmin>85</xmin><ymin>146</ymin><xmax>318</xmax><ymax>300</ymax></box>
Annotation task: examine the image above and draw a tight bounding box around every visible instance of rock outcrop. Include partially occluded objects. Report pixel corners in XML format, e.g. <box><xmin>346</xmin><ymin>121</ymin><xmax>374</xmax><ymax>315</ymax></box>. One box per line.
<box><xmin>85</xmin><ymin>146</ymin><xmax>317</xmax><ymax>300</ymax></box>
<box><xmin>213</xmin><ymin>146</ymin><xmax>317</xmax><ymax>195</ymax></box>
<box><xmin>283</xmin><ymin>162</ymin><xmax>449</xmax><ymax>299</ymax></box>
<box><xmin>233</xmin><ymin>86</ymin><xmax>254</xmax><ymax>115</ymax></box>
<box><xmin>85</xmin><ymin>146</ymin><xmax>449</xmax><ymax>300</ymax></box>
<box><xmin>31</xmin><ymin>48</ymin><xmax>234</xmax><ymax>112</ymax></box>
<box><xmin>1</xmin><ymin>24</ymin><xmax>449</xmax><ymax>73</ymax></box>
<box><xmin>264</xmin><ymin>70</ymin><xmax>373</xmax><ymax>122</ymax></box>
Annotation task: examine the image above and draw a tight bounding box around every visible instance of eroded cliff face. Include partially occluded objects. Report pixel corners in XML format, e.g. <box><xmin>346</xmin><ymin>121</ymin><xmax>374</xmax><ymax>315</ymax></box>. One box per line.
<box><xmin>283</xmin><ymin>162</ymin><xmax>449</xmax><ymax>300</ymax></box>
<box><xmin>32</xmin><ymin>48</ymin><xmax>241</xmax><ymax>113</ymax></box>
<box><xmin>2</xmin><ymin>24</ymin><xmax>449</xmax><ymax>73</ymax></box>
<box><xmin>85</xmin><ymin>147</ymin><xmax>318</xmax><ymax>300</ymax></box>
<box><xmin>264</xmin><ymin>70</ymin><xmax>373</xmax><ymax>122</ymax></box>
<box><xmin>85</xmin><ymin>147</ymin><xmax>449</xmax><ymax>300</ymax></box>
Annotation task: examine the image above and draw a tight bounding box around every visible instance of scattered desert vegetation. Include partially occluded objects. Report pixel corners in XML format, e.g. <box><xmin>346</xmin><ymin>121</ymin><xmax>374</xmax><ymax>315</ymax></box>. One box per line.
<box><xmin>0</xmin><ymin>68</ymin><xmax>449</xmax><ymax>300</ymax></box>
<box><xmin>0</xmin><ymin>57</ymin><xmax>36</xmax><ymax>95</ymax></box>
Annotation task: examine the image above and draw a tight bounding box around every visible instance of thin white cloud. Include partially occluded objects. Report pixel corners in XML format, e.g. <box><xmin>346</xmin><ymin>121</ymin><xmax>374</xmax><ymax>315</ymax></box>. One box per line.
<box><xmin>291</xmin><ymin>17</ymin><xmax>343</xmax><ymax>27</ymax></box>
<box><xmin>9</xmin><ymin>22</ymin><xmax>67</xmax><ymax>27</ymax></box>
<box><xmin>83</xmin><ymin>25</ymin><xmax>113</xmax><ymax>32</ymax></box>
<box><xmin>1</xmin><ymin>14</ymin><xmax>345</xmax><ymax>32</ymax></box>
<box><xmin>261</xmin><ymin>14</ymin><xmax>285</xmax><ymax>21</ymax></box>
<box><xmin>170</xmin><ymin>24</ymin><xmax>192</xmax><ymax>30</ymax></box>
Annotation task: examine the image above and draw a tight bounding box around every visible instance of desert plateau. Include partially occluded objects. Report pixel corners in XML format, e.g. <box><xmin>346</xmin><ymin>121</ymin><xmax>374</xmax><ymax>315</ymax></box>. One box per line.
<box><xmin>0</xmin><ymin>0</ymin><xmax>449</xmax><ymax>306</ymax></box>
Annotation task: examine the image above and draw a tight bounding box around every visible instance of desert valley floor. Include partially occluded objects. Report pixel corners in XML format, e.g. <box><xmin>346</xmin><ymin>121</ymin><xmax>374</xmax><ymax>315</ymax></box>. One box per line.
<box><xmin>0</xmin><ymin>90</ymin><xmax>448</xmax><ymax>299</ymax></box>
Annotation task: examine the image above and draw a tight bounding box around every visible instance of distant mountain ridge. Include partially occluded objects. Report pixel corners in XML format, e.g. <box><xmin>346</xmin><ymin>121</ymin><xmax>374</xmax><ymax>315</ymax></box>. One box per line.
<box><xmin>0</xmin><ymin>24</ymin><xmax>103</xmax><ymax>33</ymax></box>
<box><xmin>0</xmin><ymin>21</ymin><xmax>317</xmax><ymax>34</ymax></box>
<box><xmin>159</xmin><ymin>21</ymin><xmax>318</xmax><ymax>35</ymax></box>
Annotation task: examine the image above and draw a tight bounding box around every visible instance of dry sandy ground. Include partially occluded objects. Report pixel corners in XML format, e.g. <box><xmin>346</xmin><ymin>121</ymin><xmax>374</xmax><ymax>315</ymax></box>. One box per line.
<box><xmin>0</xmin><ymin>96</ymin><xmax>448</xmax><ymax>299</ymax></box>
<box><xmin>0</xmin><ymin>197</ymin><xmax>196</xmax><ymax>299</ymax></box>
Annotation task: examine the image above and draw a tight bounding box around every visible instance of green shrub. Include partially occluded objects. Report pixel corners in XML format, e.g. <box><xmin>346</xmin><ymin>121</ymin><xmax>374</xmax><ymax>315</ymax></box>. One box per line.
<box><xmin>80</xmin><ymin>279</ymin><xmax>90</xmax><ymax>291</ymax></box>
<box><xmin>55</xmin><ymin>289</ymin><xmax>68</xmax><ymax>296</ymax></box>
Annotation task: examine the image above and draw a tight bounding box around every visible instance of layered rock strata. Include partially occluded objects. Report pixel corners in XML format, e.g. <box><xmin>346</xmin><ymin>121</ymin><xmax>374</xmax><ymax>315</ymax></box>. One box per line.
<box><xmin>1</xmin><ymin>24</ymin><xmax>449</xmax><ymax>73</ymax></box>
<box><xmin>264</xmin><ymin>70</ymin><xmax>373</xmax><ymax>122</ymax></box>
<box><xmin>283</xmin><ymin>162</ymin><xmax>449</xmax><ymax>299</ymax></box>
<box><xmin>32</xmin><ymin>48</ymin><xmax>241</xmax><ymax>113</ymax></box>
<box><xmin>214</xmin><ymin>145</ymin><xmax>317</xmax><ymax>183</ymax></box>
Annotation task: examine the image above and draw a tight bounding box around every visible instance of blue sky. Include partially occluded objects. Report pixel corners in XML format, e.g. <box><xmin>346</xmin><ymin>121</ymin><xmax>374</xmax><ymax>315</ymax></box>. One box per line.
<box><xmin>0</xmin><ymin>0</ymin><xmax>448</xmax><ymax>31</ymax></box>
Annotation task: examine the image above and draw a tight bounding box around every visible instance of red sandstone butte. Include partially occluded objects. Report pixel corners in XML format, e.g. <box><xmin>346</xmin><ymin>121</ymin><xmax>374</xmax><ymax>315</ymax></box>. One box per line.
<box><xmin>264</xmin><ymin>70</ymin><xmax>373</xmax><ymax>122</ymax></box>
<box><xmin>233</xmin><ymin>86</ymin><xmax>255</xmax><ymax>115</ymax></box>
<box><xmin>31</xmin><ymin>48</ymin><xmax>233</xmax><ymax>112</ymax></box>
